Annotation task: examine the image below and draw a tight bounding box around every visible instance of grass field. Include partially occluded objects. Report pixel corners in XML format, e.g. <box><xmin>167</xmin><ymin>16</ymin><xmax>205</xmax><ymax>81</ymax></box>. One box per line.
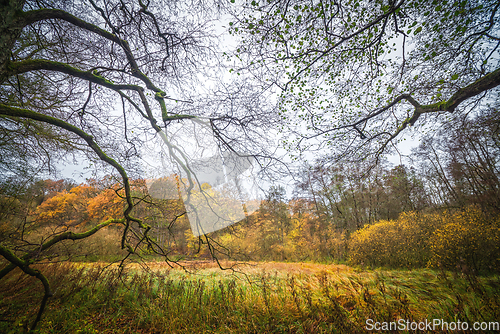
<box><xmin>1</xmin><ymin>261</ymin><xmax>499</xmax><ymax>333</ymax></box>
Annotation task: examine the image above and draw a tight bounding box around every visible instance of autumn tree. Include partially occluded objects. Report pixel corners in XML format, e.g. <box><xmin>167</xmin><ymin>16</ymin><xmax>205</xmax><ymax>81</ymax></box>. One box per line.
<box><xmin>144</xmin><ymin>176</ymin><xmax>191</xmax><ymax>254</ymax></box>
<box><xmin>294</xmin><ymin>162</ymin><xmax>425</xmax><ymax>231</ymax></box>
<box><xmin>228</xmin><ymin>0</ymin><xmax>500</xmax><ymax>163</ymax></box>
<box><xmin>382</xmin><ymin>165</ymin><xmax>428</xmax><ymax>218</ymax></box>
<box><xmin>414</xmin><ymin>109</ymin><xmax>500</xmax><ymax>213</ymax></box>
<box><xmin>252</xmin><ymin>186</ymin><xmax>291</xmax><ymax>260</ymax></box>
<box><xmin>0</xmin><ymin>0</ymin><xmax>275</xmax><ymax>330</ymax></box>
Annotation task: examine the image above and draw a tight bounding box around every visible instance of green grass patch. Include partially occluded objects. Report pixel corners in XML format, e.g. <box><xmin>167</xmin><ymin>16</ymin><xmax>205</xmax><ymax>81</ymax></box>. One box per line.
<box><xmin>0</xmin><ymin>262</ymin><xmax>499</xmax><ymax>333</ymax></box>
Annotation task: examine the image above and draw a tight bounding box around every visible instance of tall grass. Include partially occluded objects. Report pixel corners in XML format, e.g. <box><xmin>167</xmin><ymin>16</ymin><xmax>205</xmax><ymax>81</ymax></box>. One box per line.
<box><xmin>0</xmin><ymin>262</ymin><xmax>498</xmax><ymax>333</ymax></box>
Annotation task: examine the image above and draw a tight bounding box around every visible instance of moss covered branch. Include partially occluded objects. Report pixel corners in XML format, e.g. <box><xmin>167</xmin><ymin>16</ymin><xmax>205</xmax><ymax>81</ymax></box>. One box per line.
<box><xmin>0</xmin><ymin>218</ymin><xmax>124</xmax><ymax>281</ymax></box>
<box><xmin>0</xmin><ymin>104</ymin><xmax>148</xmax><ymax>244</ymax></box>
<box><xmin>363</xmin><ymin>68</ymin><xmax>500</xmax><ymax>161</ymax></box>
<box><xmin>18</xmin><ymin>7</ymin><xmax>172</xmax><ymax>119</ymax></box>
<box><xmin>420</xmin><ymin>68</ymin><xmax>500</xmax><ymax>113</ymax></box>
<box><xmin>7</xmin><ymin>59</ymin><xmax>143</xmax><ymax>91</ymax></box>
<box><xmin>0</xmin><ymin>242</ymin><xmax>52</xmax><ymax>331</ymax></box>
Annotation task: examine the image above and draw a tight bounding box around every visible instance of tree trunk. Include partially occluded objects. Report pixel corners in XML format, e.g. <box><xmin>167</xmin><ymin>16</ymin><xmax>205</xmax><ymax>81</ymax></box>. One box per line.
<box><xmin>0</xmin><ymin>0</ymin><xmax>25</xmax><ymax>84</ymax></box>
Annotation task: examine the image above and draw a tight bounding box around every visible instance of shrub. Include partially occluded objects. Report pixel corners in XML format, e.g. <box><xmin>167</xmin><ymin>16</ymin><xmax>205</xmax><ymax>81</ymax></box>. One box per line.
<box><xmin>349</xmin><ymin>207</ymin><xmax>500</xmax><ymax>273</ymax></box>
<box><xmin>429</xmin><ymin>206</ymin><xmax>500</xmax><ymax>273</ymax></box>
<box><xmin>349</xmin><ymin>211</ymin><xmax>441</xmax><ymax>268</ymax></box>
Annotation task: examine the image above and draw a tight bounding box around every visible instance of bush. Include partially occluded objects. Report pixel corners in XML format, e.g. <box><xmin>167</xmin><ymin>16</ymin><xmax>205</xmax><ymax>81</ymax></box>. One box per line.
<box><xmin>349</xmin><ymin>207</ymin><xmax>500</xmax><ymax>273</ymax></box>
<box><xmin>429</xmin><ymin>206</ymin><xmax>500</xmax><ymax>273</ymax></box>
<box><xmin>349</xmin><ymin>212</ymin><xmax>440</xmax><ymax>268</ymax></box>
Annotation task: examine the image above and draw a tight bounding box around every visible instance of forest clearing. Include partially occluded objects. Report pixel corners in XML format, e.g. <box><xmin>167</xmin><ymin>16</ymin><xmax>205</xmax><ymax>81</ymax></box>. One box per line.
<box><xmin>1</xmin><ymin>0</ymin><xmax>500</xmax><ymax>332</ymax></box>
<box><xmin>1</xmin><ymin>260</ymin><xmax>499</xmax><ymax>333</ymax></box>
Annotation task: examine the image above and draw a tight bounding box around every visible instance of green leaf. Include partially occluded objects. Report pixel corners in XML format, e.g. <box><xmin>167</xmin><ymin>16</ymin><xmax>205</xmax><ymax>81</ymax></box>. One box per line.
<box><xmin>451</xmin><ymin>74</ymin><xmax>459</xmax><ymax>80</ymax></box>
<box><xmin>414</xmin><ymin>26</ymin><xmax>422</xmax><ymax>35</ymax></box>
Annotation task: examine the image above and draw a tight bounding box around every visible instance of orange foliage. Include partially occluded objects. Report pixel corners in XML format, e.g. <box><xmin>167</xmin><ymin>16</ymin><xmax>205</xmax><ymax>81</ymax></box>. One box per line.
<box><xmin>87</xmin><ymin>188</ymin><xmax>125</xmax><ymax>222</ymax></box>
<box><xmin>34</xmin><ymin>186</ymin><xmax>91</xmax><ymax>227</ymax></box>
<box><xmin>34</xmin><ymin>182</ymin><xmax>126</xmax><ymax>228</ymax></box>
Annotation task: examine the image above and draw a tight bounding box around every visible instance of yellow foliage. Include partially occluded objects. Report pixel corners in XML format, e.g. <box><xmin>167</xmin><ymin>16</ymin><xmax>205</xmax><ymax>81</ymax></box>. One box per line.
<box><xmin>349</xmin><ymin>207</ymin><xmax>500</xmax><ymax>273</ymax></box>
<box><xmin>429</xmin><ymin>206</ymin><xmax>500</xmax><ymax>272</ymax></box>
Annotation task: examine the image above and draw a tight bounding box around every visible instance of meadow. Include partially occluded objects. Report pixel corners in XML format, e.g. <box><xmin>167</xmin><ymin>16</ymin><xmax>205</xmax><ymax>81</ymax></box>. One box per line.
<box><xmin>1</xmin><ymin>261</ymin><xmax>499</xmax><ymax>333</ymax></box>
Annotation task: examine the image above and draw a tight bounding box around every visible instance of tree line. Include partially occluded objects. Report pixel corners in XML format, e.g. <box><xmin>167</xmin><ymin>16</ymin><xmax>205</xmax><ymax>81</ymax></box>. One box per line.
<box><xmin>2</xmin><ymin>108</ymin><xmax>498</xmax><ymax>272</ymax></box>
<box><xmin>1</xmin><ymin>0</ymin><xmax>499</xmax><ymax>331</ymax></box>
<box><xmin>218</xmin><ymin>110</ymin><xmax>500</xmax><ymax>272</ymax></box>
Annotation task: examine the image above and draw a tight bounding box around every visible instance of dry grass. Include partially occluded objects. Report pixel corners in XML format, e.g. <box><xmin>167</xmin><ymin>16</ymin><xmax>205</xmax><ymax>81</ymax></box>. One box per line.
<box><xmin>0</xmin><ymin>260</ymin><xmax>498</xmax><ymax>333</ymax></box>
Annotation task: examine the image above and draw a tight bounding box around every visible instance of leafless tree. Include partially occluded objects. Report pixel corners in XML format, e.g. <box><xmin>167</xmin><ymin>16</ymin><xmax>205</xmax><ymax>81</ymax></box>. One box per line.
<box><xmin>0</xmin><ymin>0</ymin><xmax>279</xmax><ymax>330</ymax></box>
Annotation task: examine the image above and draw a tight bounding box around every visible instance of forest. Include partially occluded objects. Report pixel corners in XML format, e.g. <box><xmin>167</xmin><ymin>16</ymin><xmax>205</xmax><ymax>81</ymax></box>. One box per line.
<box><xmin>1</xmin><ymin>0</ymin><xmax>499</xmax><ymax>333</ymax></box>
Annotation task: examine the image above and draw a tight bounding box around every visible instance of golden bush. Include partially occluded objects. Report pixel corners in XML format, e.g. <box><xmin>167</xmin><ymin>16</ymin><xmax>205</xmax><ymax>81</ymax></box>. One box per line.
<box><xmin>349</xmin><ymin>212</ymin><xmax>440</xmax><ymax>267</ymax></box>
<box><xmin>429</xmin><ymin>207</ymin><xmax>500</xmax><ymax>273</ymax></box>
<box><xmin>349</xmin><ymin>207</ymin><xmax>500</xmax><ymax>272</ymax></box>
